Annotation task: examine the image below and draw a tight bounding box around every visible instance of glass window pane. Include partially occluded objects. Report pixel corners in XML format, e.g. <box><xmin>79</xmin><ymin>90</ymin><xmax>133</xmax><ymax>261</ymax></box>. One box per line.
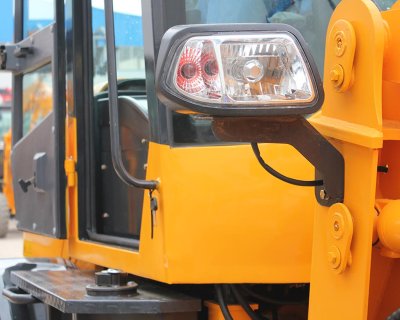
<box><xmin>0</xmin><ymin>109</ymin><xmax>12</xmax><ymax>139</ymax></box>
<box><xmin>22</xmin><ymin>64</ymin><xmax>53</xmax><ymax>136</ymax></box>
<box><xmin>24</xmin><ymin>0</ymin><xmax>54</xmax><ymax>37</ymax></box>
<box><xmin>374</xmin><ymin>0</ymin><xmax>397</xmax><ymax>10</ymax></box>
<box><xmin>91</xmin><ymin>0</ymin><xmax>145</xmax><ymax>93</ymax></box>
<box><xmin>186</xmin><ymin>0</ymin><xmax>333</xmax><ymax>75</ymax></box>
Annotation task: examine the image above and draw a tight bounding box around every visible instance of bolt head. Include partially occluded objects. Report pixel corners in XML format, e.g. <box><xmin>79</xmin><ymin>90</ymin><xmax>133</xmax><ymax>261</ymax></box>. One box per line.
<box><xmin>328</xmin><ymin>251</ymin><xmax>337</xmax><ymax>264</ymax></box>
<box><xmin>334</xmin><ymin>221</ymin><xmax>340</xmax><ymax>231</ymax></box>
<box><xmin>95</xmin><ymin>269</ymin><xmax>128</xmax><ymax>287</ymax></box>
<box><xmin>327</xmin><ymin>246</ymin><xmax>341</xmax><ymax>269</ymax></box>
<box><xmin>319</xmin><ymin>189</ymin><xmax>328</xmax><ymax>200</ymax></box>
<box><xmin>330</xmin><ymin>69</ymin><xmax>340</xmax><ymax>81</ymax></box>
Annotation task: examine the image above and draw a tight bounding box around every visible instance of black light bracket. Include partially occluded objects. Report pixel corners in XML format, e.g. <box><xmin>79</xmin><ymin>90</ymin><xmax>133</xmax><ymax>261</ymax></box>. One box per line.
<box><xmin>212</xmin><ymin>116</ymin><xmax>344</xmax><ymax>207</ymax></box>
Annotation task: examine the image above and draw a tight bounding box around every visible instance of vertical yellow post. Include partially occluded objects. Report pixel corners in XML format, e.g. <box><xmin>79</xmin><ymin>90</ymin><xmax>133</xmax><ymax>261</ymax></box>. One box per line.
<box><xmin>308</xmin><ymin>0</ymin><xmax>386</xmax><ymax>319</ymax></box>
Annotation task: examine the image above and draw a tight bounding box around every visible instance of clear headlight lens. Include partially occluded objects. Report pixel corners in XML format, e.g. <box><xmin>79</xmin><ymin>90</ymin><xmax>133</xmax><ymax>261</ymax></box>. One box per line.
<box><xmin>168</xmin><ymin>34</ymin><xmax>315</xmax><ymax>106</ymax></box>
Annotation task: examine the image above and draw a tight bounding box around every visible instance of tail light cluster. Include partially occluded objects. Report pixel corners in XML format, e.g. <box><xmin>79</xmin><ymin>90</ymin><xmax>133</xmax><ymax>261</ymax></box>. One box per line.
<box><xmin>169</xmin><ymin>34</ymin><xmax>315</xmax><ymax>106</ymax></box>
<box><xmin>0</xmin><ymin>88</ymin><xmax>12</xmax><ymax>106</ymax></box>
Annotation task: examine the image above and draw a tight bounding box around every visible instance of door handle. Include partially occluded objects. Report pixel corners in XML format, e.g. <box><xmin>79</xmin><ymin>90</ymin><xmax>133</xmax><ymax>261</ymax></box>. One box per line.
<box><xmin>18</xmin><ymin>177</ymin><xmax>34</xmax><ymax>193</ymax></box>
<box><xmin>2</xmin><ymin>287</ymin><xmax>38</xmax><ymax>305</ymax></box>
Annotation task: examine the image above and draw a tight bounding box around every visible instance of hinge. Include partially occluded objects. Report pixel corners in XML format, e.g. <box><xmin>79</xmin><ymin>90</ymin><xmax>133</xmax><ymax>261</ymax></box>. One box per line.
<box><xmin>0</xmin><ymin>45</ymin><xmax>7</xmax><ymax>70</ymax></box>
<box><xmin>0</xmin><ymin>43</ymin><xmax>34</xmax><ymax>72</ymax></box>
<box><xmin>64</xmin><ymin>158</ymin><xmax>76</xmax><ymax>188</ymax></box>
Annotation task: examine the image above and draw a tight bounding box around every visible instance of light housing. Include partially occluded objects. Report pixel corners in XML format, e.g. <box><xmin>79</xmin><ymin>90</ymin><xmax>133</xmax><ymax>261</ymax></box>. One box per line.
<box><xmin>156</xmin><ymin>24</ymin><xmax>324</xmax><ymax>117</ymax></box>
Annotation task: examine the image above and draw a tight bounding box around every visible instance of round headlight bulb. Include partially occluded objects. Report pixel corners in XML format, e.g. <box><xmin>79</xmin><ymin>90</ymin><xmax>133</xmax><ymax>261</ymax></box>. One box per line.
<box><xmin>242</xmin><ymin>59</ymin><xmax>264</xmax><ymax>83</ymax></box>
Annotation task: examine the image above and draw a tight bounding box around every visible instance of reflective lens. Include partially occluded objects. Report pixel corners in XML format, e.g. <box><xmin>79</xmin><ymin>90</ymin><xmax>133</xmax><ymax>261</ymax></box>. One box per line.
<box><xmin>168</xmin><ymin>33</ymin><xmax>315</xmax><ymax>106</ymax></box>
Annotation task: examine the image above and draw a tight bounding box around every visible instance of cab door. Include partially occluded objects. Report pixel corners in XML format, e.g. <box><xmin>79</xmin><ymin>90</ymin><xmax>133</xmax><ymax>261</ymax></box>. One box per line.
<box><xmin>7</xmin><ymin>0</ymin><xmax>66</xmax><ymax>238</ymax></box>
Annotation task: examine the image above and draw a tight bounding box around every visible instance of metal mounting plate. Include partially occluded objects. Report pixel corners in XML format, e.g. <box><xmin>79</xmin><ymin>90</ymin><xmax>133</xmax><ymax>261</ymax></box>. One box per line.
<box><xmin>11</xmin><ymin>270</ymin><xmax>201</xmax><ymax>315</ymax></box>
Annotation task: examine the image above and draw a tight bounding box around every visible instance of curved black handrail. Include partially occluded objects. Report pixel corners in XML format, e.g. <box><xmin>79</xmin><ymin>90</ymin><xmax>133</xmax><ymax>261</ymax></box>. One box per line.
<box><xmin>104</xmin><ymin>0</ymin><xmax>158</xmax><ymax>190</ymax></box>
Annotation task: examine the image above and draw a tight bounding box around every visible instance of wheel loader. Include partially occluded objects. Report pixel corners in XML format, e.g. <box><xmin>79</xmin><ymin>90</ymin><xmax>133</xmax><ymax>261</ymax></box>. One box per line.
<box><xmin>0</xmin><ymin>0</ymin><xmax>399</xmax><ymax>319</ymax></box>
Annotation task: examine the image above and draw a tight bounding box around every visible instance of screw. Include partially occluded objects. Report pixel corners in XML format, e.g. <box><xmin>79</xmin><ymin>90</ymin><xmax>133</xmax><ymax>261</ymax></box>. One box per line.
<box><xmin>102</xmin><ymin>212</ymin><xmax>110</xmax><ymax>218</ymax></box>
<box><xmin>101</xmin><ymin>164</ymin><xmax>107</xmax><ymax>170</ymax></box>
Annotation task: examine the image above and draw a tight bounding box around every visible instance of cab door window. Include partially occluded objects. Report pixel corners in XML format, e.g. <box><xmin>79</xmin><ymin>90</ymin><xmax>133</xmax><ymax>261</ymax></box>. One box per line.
<box><xmin>91</xmin><ymin>0</ymin><xmax>145</xmax><ymax>91</ymax></box>
<box><xmin>22</xmin><ymin>64</ymin><xmax>53</xmax><ymax>135</ymax></box>
<box><xmin>23</xmin><ymin>0</ymin><xmax>54</xmax><ymax>37</ymax></box>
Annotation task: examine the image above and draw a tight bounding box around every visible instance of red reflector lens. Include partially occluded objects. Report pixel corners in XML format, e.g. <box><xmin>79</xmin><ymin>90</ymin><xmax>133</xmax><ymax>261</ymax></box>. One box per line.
<box><xmin>201</xmin><ymin>52</ymin><xmax>219</xmax><ymax>86</ymax></box>
<box><xmin>181</xmin><ymin>63</ymin><xmax>197</xmax><ymax>79</ymax></box>
<box><xmin>176</xmin><ymin>47</ymin><xmax>205</xmax><ymax>94</ymax></box>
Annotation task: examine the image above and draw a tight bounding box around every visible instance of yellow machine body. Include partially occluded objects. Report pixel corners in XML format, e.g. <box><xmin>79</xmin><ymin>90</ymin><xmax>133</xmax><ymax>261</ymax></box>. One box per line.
<box><xmin>12</xmin><ymin>0</ymin><xmax>400</xmax><ymax>319</ymax></box>
<box><xmin>26</xmin><ymin>129</ymin><xmax>317</xmax><ymax>283</ymax></box>
<box><xmin>2</xmin><ymin>130</ymin><xmax>15</xmax><ymax>215</ymax></box>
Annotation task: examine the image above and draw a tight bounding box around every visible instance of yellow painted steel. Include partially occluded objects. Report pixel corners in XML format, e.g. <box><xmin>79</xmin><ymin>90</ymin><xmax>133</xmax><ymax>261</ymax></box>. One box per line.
<box><xmin>377</xmin><ymin>200</ymin><xmax>400</xmax><ymax>257</ymax></box>
<box><xmin>2</xmin><ymin>130</ymin><xmax>15</xmax><ymax>214</ymax></box>
<box><xmin>368</xmin><ymin>4</ymin><xmax>400</xmax><ymax>319</ymax></box>
<box><xmin>23</xmin><ymin>232</ymin><xmax>67</xmax><ymax>258</ymax></box>
<box><xmin>67</xmin><ymin>141</ymin><xmax>316</xmax><ymax>284</ymax></box>
<box><xmin>308</xmin><ymin>0</ymin><xmax>388</xmax><ymax>319</ymax></box>
<box><xmin>25</xmin><ymin>105</ymin><xmax>318</xmax><ymax>284</ymax></box>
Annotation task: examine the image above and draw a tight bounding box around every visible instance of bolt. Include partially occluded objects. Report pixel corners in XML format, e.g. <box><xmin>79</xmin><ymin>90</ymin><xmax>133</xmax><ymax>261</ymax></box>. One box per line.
<box><xmin>328</xmin><ymin>246</ymin><xmax>341</xmax><ymax>269</ymax></box>
<box><xmin>102</xmin><ymin>212</ymin><xmax>110</xmax><ymax>218</ymax></box>
<box><xmin>319</xmin><ymin>189</ymin><xmax>329</xmax><ymax>200</ymax></box>
<box><xmin>330</xmin><ymin>64</ymin><xmax>344</xmax><ymax>88</ymax></box>
<box><xmin>334</xmin><ymin>221</ymin><xmax>340</xmax><ymax>232</ymax></box>
<box><xmin>330</xmin><ymin>69</ymin><xmax>340</xmax><ymax>81</ymax></box>
<box><xmin>334</xmin><ymin>31</ymin><xmax>346</xmax><ymax>57</ymax></box>
<box><xmin>328</xmin><ymin>251</ymin><xmax>337</xmax><ymax>265</ymax></box>
<box><xmin>101</xmin><ymin>164</ymin><xmax>107</xmax><ymax>170</ymax></box>
<box><xmin>336</xmin><ymin>37</ymin><xmax>343</xmax><ymax>49</ymax></box>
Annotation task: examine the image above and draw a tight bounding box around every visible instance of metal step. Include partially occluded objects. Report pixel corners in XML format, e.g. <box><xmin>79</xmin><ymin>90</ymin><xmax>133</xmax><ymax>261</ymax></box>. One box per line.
<box><xmin>10</xmin><ymin>270</ymin><xmax>201</xmax><ymax>320</ymax></box>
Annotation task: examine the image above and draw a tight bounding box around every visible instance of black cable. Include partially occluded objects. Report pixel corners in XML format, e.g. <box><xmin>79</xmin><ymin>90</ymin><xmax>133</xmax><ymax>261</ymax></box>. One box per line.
<box><xmin>387</xmin><ymin>308</ymin><xmax>400</xmax><ymax>320</ymax></box>
<box><xmin>230</xmin><ymin>285</ymin><xmax>264</xmax><ymax>320</ymax></box>
<box><xmin>240</xmin><ymin>284</ymin><xmax>307</xmax><ymax>305</ymax></box>
<box><xmin>251</xmin><ymin>143</ymin><xmax>323</xmax><ymax>187</ymax></box>
<box><xmin>215</xmin><ymin>285</ymin><xmax>234</xmax><ymax>320</ymax></box>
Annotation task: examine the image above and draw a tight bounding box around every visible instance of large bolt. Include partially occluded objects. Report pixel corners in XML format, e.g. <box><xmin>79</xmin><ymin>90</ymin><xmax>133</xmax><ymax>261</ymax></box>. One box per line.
<box><xmin>330</xmin><ymin>64</ymin><xmax>344</xmax><ymax>88</ymax></box>
<box><xmin>95</xmin><ymin>269</ymin><xmax>128</xmax><ymax>287</ymax></box>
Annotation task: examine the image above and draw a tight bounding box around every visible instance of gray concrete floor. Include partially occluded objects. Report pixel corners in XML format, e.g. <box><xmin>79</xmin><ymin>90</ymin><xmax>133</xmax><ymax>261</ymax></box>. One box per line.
<box><xmin>0</xmin><ymin>218</ymin><xmax>23</xmax><ymax>258</ymax></box>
